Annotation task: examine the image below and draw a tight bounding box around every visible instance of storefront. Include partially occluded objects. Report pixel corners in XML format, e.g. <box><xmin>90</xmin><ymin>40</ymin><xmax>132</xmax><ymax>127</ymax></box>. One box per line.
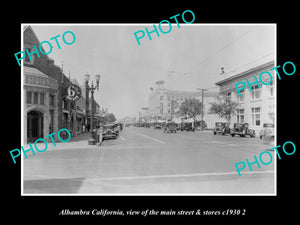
<box><xmin>24</xmin><ymin>66</ymin><xmax>58</xmax><ymax>143</ymax></box>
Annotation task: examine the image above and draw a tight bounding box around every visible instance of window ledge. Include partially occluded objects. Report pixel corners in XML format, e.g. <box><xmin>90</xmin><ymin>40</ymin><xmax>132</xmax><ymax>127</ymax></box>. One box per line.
<box><xmin>250</xmin><ymin>99</ymin><xmax>262</xmax><ymax>103</ymax></box>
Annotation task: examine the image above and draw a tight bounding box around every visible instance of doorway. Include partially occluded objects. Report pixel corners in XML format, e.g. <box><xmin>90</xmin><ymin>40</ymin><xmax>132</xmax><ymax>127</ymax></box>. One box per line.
<box><xmin>27</xmin><ymin>110</ymin><xmax>43</xmax><ymax>143</ymax></box>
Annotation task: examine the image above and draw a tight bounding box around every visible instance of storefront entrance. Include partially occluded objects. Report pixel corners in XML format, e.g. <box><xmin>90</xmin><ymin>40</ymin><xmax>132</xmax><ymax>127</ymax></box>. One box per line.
<box><xmin>27</xmin><ymin>110</ymin><xmax>43</xmax><ymax>143</ymax></box>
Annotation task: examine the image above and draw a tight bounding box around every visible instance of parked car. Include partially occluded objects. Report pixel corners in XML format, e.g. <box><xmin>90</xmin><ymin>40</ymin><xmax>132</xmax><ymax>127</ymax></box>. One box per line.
<box><xmin>195</xmin><ymin>120</ymin><xmax>207</xmax><ymax>130</ymax></box>
<box><xmin>259</xmin><ymin>123</ymin><xmax>274</xmax><ymax>139</ymax></box>
<box><xmin>213</xmin><ymin>122</ymin><xmax>231</xmax><ymax>135</ymax></box>
<box><xmin>154</xmin><ymin>122</ymin><xmax>163</xmax><ymax>129</ymax></box>
<box><xmin>163</xmin><ymin>122</ymin><xmax>177</xmax><ymax>133</ymax></box>
<box><xmin>114</xmin><ymin>123</ymin><xmax>121</xmax><ymax>136</ymax></box>
<box><xmin>231</xmin><ymin>123</ymin><xmax>255</xmax><ymax>138</ymax></box>
<box><xmin>102</xmin><ymin>123</ymin><xmax>118</xmax><ymax>140</ymax></box>
<box><xmin>180</xmin><ymin>122</ymin><xmax>195</xmax><ymax>131</ymax></box>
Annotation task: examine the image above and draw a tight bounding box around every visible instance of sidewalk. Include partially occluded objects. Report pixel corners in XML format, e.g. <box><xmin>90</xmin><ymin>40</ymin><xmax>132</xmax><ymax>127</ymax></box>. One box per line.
<box><xmin>23</xmin><ymin>132</ymin><xmax>100</xmax><ymax>151</ymax></box>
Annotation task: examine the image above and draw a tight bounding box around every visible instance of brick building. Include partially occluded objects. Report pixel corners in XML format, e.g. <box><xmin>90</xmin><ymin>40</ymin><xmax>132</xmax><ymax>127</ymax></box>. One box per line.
<box><xmin>23</xmin><ymin>26</ymin><xmax>75</xmax><ymax>142</ymax></box>
<box><xmin>23</xmin><ymin>25</ymin><xmax>103</xmax><ymax>142</ymax></box>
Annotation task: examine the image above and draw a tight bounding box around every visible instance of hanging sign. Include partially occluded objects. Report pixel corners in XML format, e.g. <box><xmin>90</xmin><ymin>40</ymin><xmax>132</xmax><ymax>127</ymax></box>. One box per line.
<box><xmin>66</xmin><ymin>84</ymin><xmax>81</xmax><ymax>101</ymax></box>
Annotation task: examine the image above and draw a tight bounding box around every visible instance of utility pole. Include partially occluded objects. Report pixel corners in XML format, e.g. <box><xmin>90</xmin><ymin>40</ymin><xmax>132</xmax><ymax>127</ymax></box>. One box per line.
<box><xmin>196</xmin><ymin>88</ymin><xmax>208</xmax><ymax>130</ymax></box>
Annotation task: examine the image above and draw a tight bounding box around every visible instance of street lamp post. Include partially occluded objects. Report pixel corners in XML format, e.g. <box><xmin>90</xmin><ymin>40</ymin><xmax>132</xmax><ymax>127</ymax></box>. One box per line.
<box><xmin>84</xmin><ymin>73</ymin><xmax>101</xmax><ymax>145</ymax></box>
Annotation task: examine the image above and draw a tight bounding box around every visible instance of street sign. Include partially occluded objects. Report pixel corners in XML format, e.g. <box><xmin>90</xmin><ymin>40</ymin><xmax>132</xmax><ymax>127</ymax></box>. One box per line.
<box><xmin>66</xmin><ymin>84</ymin><xmax>81</xmax><ymax>101</ymax></box>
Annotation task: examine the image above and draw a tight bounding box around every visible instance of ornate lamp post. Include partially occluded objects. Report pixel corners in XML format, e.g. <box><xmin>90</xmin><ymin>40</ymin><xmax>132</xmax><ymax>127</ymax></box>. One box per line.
<box><xmin>84</xmin><ymin>73</ymin><xmax>101</xmax><ymax>145</ymax></box>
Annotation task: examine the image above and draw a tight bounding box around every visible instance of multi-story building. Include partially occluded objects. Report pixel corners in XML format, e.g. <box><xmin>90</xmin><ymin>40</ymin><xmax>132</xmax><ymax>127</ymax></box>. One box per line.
<box><xmin>146</xmin><ymin>81</ymin><xmax>222</xmax><ymax>128</ymax></box>
<box><xmin>23</xmin><ymin>25</ymin><xmax>94</xmax><ymax>142</ymax></box>
<box><xmin>23</xmin><ymin>26</ymin><xmax>61</xmax><ymax>143</ymax></box>
<box><xmin>215</xmin><ymin>55</ymin><xmax>275</xmax><ymax>132</ymax></box>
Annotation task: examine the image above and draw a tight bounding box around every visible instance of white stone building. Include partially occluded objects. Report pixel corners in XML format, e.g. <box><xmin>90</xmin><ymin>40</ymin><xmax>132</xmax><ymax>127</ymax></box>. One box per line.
<box><xmin>146</xmin><ymin>81</ymin><xmax>222</xmax><ymax>128</ymax></box>
<box><xmin>215</xmin><ymin>55</ymin><xmax>276</xmax><ymax>133</ymax></box>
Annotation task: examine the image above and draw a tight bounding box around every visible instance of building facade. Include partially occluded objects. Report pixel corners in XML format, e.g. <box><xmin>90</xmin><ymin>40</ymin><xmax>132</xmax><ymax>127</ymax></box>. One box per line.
<box><xmin>23</xmin><ymin>26</ymin><xmax>96</xmax><ymax>142</ymax></box>
<box><xmin>70</xmin><ymin>78</ymin><xmax>87</xmax><ymax>135</ymax></box>
<box><xmin>23</xmin><ymin>66</ymin><xmax>59</xmax><ymax>143</ymax></box>
<box><xmin>215</xmin><ymin>55</ymin><xmax>275</xmax><ymax>132</ymax></box>
<box><xmin>23</xmin><ymin>26</ymin><xmax>61</xmax><ymax>143</ymax></box>
<box><xmin>146</xmin><ymin>81</ymin><xmax>222</xmax><ymax>128</ymax></box>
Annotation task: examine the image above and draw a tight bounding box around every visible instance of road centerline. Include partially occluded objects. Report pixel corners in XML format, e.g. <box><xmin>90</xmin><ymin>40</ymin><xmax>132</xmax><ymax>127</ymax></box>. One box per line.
<box><xmin>119</xmin><ymin>135</ymin><xmax>125</xmax><ymax>141</ymax></box>
<box><xmin>131</xmin><ymin>131</ymin><xmax>165</xmax><ymax>144</ymax></box>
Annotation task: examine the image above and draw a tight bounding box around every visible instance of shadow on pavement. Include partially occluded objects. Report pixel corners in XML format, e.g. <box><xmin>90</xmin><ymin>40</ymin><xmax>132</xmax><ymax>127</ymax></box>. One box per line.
<box><xmin>68</xmin><ymin>132</ymin><xmax>92</xmax><ymax>143</ymax></box>
<box><xmin>23</xmin><ymin>178</ymin><xmax>85</xmax><ymax>194</ymax></box>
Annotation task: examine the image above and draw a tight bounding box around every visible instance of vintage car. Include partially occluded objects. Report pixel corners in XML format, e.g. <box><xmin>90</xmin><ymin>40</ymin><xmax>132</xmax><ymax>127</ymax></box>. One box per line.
<box><xmin>213</xmin><ymin>122</ymin><xmax>231</xmax><ymax>135</ymax></box>
<box><xmin>180</xmin><ymin>122</ymin><xmax>195</xmax><ymax>131</ymax></box>
<box><xmin>231</xmin><ymin>123</ymin><xmax>255</xmax><ymax>138</ymax></box>
<box><xmin>154</xmin><ymin>121</ymin><xmax>163</xmax><ymax>129</ymax></box>
<box><xmin>195</xmin><ymin>120</ymin><xmax>207</xmax><ymax>131</ymax></box>
<box><xmin>163</xmin><ymin>122</ymin><xmax>177</xmax><ymax>133</ymax></box>
<box><xmin>102</xmin><ymin>123</ymin><xmax>118</xmax><ymax>140</ymax></box>
<box><xmin>259</xmin><ymin>123</ymin><xmax>274</xmax><ymax>139</ymax></box>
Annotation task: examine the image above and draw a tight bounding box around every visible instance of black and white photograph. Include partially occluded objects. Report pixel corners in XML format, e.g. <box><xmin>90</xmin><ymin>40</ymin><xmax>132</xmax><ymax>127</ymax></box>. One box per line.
<box><xmin>21</xmin><ymin>23</ymin><xmax>276</xmax><ymax>195</ymax></box>
<box><xmin>4</xmin><ymin>4</ymin><xmax>299</xmax><ymax>224</ymax></box>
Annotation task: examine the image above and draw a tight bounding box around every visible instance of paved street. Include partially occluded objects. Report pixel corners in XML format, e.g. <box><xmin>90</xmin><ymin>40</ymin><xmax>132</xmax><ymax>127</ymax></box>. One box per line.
<box><xmin>23</xmin><ymin>127</ymin><xmax>275</xmax><ymax>195</ymax></box>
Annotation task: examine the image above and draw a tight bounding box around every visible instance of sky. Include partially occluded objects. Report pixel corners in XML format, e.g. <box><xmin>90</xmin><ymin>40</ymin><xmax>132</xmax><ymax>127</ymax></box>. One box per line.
<box><xmin>29</xmin><ymin>24</ymin><xmax>275</xmax><ymax>119</ymax></box>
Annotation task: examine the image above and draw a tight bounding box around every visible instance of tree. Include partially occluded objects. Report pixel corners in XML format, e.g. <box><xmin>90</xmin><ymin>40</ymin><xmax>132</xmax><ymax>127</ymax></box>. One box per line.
<box><xmin>208</xmin><ymin>95</ymin><xmax>239</xmax><ymax>123</ymax></box>
<box><xmin>100</xmin><ymin>113</ymin><xmax>117</xmax><ymax>124</ymax></box>
<box><xmin>105</xmin><ymin>113</ymin><xmax>116</xmax><ymax>123</ymax></box>
<box><xmin>179</xmin><ymin>98</ymin><xmax>203</xmax><ymax>118</ymax></box>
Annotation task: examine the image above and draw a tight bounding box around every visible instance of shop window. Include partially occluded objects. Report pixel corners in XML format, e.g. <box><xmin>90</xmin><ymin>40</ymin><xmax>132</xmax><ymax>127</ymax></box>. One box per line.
<box><xmin>49</xmin><ymin>94</ymin><xmax>55</xmax><ymax>106</ymax></box>
<box><xmin>251</xmin><ymin>85</ymin><xmax>261</xmax><ymax>100</ymax></box>
<box><xmin>49</xmin><ymin>109</ymin><xmax>54</xmax><ymax>133</ymax></box>
<box><xmin>33</xmin><ymin>92</ymin><xmax>39</xmax><ymax>104</ymax></box>
<box><xmin>237</xmin><ymin>109</ymin><xmax>245</xmax><ymax>123</ymax></box>
<box><xmin>40</xmin><ymin>93</ymin><xmax>44</xmax><ymax>105</ymax></box>
<box><xmin>238</xmin><ymin>90</ymin><xmax>245</xmax><ymax>102</ymax></box>
<box><xmin>251</xmin><ymin>107</ymin><xmax>261</xmax><ymax>126</ymax></box>
<box><xmin>26</xmin><ymin>91</ymin><xmax>32</xmax><ymax>104</ymax></box>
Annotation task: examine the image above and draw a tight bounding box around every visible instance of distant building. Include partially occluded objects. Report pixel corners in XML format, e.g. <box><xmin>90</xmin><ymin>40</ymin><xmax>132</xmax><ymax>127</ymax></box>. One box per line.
<box><xmin>215</xmin><ymin>54</ymin><xmax>275</xmax><ymax>132</ymax></box>
<box><xmin>146</xmin><ymin>81</ymin><xmax>221</xmax><ymax>128</ymax></box>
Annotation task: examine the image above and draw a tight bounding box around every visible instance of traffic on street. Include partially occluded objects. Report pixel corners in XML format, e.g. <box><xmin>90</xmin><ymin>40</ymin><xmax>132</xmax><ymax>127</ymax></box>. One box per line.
<box><xmin>23</xmin><ymin>125</ymin><xmax>275</xmax><ymax>195</ymax></box>
<box><xmin>22</xmin><ymin>25</ymin><xmax>276</xmax><ymax>196</ymax></box>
